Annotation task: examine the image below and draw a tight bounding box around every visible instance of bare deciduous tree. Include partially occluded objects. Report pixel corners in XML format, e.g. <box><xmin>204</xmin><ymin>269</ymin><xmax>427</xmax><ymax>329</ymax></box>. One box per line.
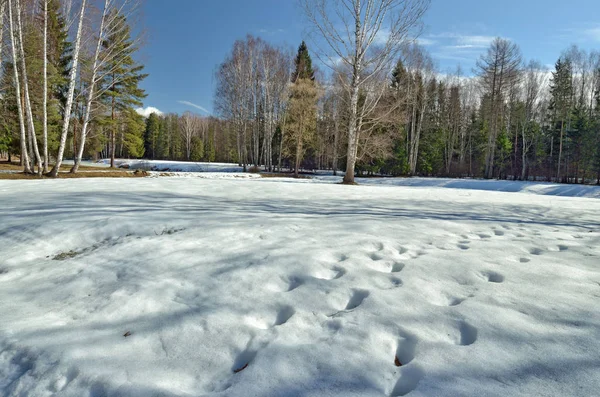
<box><xmin>476</xmin><ymin>37</ymin><xmax>522</xmax><ymax>179</ymax></box>
<box><xmin>301</xmin><ymin>0</ymin><xmax>430</xmax><ymax>184</ymax></box>
<box><xmin>7</xmin><ymin>0</ymin><xmax>31</xmax><ymax>173</ymax></box>
<box><xmin>50</xmin><ymin>0</ymin><xmax>87</xmax><ymax>177</ymax></box>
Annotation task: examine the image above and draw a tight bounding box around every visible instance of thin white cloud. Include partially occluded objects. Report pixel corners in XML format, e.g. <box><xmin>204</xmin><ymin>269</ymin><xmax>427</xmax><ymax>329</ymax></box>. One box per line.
<box><xmin>136</xmin><ymin>106</ymin><xmax>163</xmax><ymax>118</ymax></box>
<box><xmin>178</xmin><ymin>101</ymin><xmax>210</xmax><ymax>114</ymax></box>
<box><xmin>584</xmin><ymin>27</ymin><xmax>600</xmax><ymax>42</ymax></box>
<box><xmin>430</xmin><ymin>32</ymin><xmax>496</xmax><ymax>48</ymax></box>
<box><xmin>416</xmin><ymin>38</ymin><xmax>436</xmax><ymax>46</ymax></box>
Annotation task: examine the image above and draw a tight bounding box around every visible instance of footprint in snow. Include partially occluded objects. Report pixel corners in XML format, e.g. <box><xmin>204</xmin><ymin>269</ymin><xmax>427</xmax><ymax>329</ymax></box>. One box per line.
<box><xmin>265</xmin><ymin>275</ymin><xmax>303</xmax><ymax>293</ymax></box>
<box><xmin>398</xmin><ymin>246</ymin><xmax>409</xmax><ymax>255</ymax></box>
<box><xmin>493</xmin><ymin>229</ymin><xmax>505</xmax><ymax>236</ymax></box>
<box><xmin>314</xmin><ymin>266</ymin><xmax>346</xmax><ymax>281</ymax></box>
<box><xmin>245</xmin><ymin>306</ymin><xmax>295</xmax><ymax>330</ymax></box>
<box><xmin>274</xmin><ymin>306</ymin><xmax>295</xmax><ymax>326</ymax></box>
<box><xmin>519</xmin><ymin>257</ymin><xmax>531</xmax><ymax>263</ymax></box>
<box><xmin>457</xmin><ymin>244</ymin><xmax>470</xmax><ymax>251</ymax></box>
<box><xmin>391</xmin><ymin>262</ymin><xmax>405</xmax><ymax>273</ymax></box>
<box><xmin>456</xmin><ymin>321</ymin><xmax>478</xmax><ymax>346</ymax></box>
<box><xmin>529</xmin><ymin>247</ymin><xmax>544</xmax><ymax>256</ymax></box>
<box><xmin>480</xmin><ymin>271</ymin><xmax>505</xmax><ymax>283</ymax></box>
<box><xmin>345</xmin><ymin>289</ymin><xmax>370</xmax><ymax>311</ymax></box>
<box><xmin>390</xmin><ymin>365</ymin><xmax>425</xmax><ymax>397</ymax></box>
<box><xmin>370</xmin><ymin>252</ymin><xmax>385</xmax><ymax>261</ymax></box>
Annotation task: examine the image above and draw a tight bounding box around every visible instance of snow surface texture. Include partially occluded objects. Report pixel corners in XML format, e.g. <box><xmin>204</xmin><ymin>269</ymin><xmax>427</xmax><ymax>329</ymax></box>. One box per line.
<box><xmin>110</xmin><ymin>159</ymin><xmax>600</xmax><ymax>198</ymax></box>
<box><xmin>1</xmin><ymin>177</ymin><xmax>599</xmax><ymax>397</ymax></box>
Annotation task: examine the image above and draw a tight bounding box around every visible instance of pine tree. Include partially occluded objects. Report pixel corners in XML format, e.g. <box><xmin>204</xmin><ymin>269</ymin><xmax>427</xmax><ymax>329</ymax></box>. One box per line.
<box><xmin>98</xmin><ymin>10</ymin><xmax>147</xmax><ymax>167</ymax></box>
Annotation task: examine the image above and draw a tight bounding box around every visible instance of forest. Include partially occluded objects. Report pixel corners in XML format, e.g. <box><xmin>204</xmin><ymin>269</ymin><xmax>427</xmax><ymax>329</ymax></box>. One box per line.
<box><xmin>1</xmin><ymin>0</ymin><xmax>600</xmax><ymax>184</ymax></box>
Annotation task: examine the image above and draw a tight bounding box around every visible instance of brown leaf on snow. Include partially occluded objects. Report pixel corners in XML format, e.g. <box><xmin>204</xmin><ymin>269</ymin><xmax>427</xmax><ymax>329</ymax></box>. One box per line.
<box><xmin>123</xmin><ymin>331</ymin><xmax>132</xmax><ymax>338</ymax></box>
<box><xmin>394</xmin><ymin>355</ymin><xmax>402</xmax><ymax>367</ymax></box>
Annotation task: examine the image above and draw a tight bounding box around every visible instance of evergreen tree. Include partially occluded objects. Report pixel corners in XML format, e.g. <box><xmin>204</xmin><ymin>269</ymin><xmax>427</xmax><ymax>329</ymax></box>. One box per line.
<box><xmin>98</xmin><ymin>10</ymin><xmax>148</xmax><ymax>167</ymax></box>
<box><xmin>122</xmin><ymin>108</ymin><xmax>145</xmax><ymax>158</ymax></box>
<box><xmin>549</xmin><ymin>58</ymin><xmax>573</xmax><ymax>181</ymax></box>
<box><xmin>291</xmin><ymin>41</ymin><xmax>315</xmax><ymax>82</ymax></box>
<box><xmin>145</xmin><ymin>112</ymin><xmax>161</xmax><ymax>159</ymax></box>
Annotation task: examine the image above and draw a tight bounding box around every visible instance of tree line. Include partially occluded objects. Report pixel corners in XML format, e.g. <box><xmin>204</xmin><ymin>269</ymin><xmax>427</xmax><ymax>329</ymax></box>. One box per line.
<box><xmin>3</xmin><ymin>0</ymin><xmax>599</xmax><ymax>184</ymax></box>
<box><xmin>205</xmin><ymin>0</ymin><xmax>600</xmax><ymax>184</ymax></box>
<box><xmin>0</xmin><ymin>0</ymin><xmax>147</xmax><ymax>175</ymax></box>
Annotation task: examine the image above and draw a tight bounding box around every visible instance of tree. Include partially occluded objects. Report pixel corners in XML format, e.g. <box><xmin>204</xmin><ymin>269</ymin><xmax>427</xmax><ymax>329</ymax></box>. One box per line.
<box><xmin>145</xmin><ymin>112</ymin><xmax>161</xmax><ymax>159</ymax></box>
<box><xmin>285</xmin><ymin>42</ymin><xmax>319</xmax><ymax>177</ymax></box>
<box><xmin>49</xmin><ymin>0</ymin><xmax>87</xmax><ymax>177</ymax></box>
<box><xmin>301</xmin><ymin>0</ymin><xmax>430</xmax><ymax>184</ymax></box>
<box><xmin>97</xmin><ymin>9</ymin><xmax>147</xmax><ymax>168</ymax></box>
<box><xmin>549</xmin><ymin>57</ymin><xmax>573</xmax><ymax>182</ymax></box>
<box><xmin>521</xmin><ymin>60</ymin><xmax>546</xmax><ymax>180</ymax></box>
<box><xmin>476</xmin><ymin>37</ymin><xmax>522</xmax><ymax>179</ymax></box>
<box><xmin>179</xmin><ymin>112</ymin><xmax>200</xmax><ymax>161</ymax></box>
<box><xmin>7</xmin><ymin>0</ymin><xmax>31</xmax><ymax>173</ymax></box>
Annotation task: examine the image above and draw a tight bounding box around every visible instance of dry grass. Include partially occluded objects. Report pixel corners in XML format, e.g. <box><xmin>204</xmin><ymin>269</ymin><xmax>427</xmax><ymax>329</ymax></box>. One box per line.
<box><xmin>260</xmin><ymin>173</ymin><xmax>312</xmax><ymax>179</ymax></box>
<box><xmin>0</xmin><ymin>170</ymin><xmax>148</xmax><ymax>180</ymax></box>
<box><xmin>0</xmin><ymin>161</ymin><xmax>109</xmax><ymax>172</ymax></box>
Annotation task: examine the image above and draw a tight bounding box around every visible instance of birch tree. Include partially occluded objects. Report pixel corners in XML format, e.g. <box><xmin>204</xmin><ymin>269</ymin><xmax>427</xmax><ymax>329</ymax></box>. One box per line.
<box><xmin>15</xmin><ymin>0</ymin><xmax>43</xmax><ymax>174</ymax></box>
<box><xmin>180</xmin><ymin>111</ymin><xmax>199</xmax><ymax>161</ymax></box>
<box><xmin>7</xmin><ymin>0</ymin><xmax>31</xmax><ymax>173</ymax></box>
<box><xmin>71</xmin><ymin>0</ymin><xmax>112</xmax><ymax>173</ymax></box>
<box><xmin>42</xmin><ymin>0</ymin><xmax>48</xmax><ymax>172</ymax></box>
<box><xmin>49</xmin><ymin>0</ymin><xmax>87</xmax><ymax>177</ymax></box>
<box><xmin>301</xmin><ymin>0</ymin><xmax>430</xmax><ymax>184</ymax></box>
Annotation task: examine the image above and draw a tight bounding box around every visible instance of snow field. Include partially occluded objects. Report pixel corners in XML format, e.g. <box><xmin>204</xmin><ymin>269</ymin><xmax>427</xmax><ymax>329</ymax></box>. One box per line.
<box><xmin>0</xmin><ymin>177</ymin><xmax>599</xmax><ymax>396</ymax></box>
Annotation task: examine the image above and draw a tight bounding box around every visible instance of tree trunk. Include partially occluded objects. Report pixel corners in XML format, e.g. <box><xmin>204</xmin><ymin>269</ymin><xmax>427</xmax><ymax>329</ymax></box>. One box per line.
<box><xmin>110</xmin><ymin>77</ymin><xmax>116</xmax><ymax>168</ymax></box>
<box><xmin>278</xmin><ymin>113</ymin><xmax>287</xmax><ymax>173</ymax></box>
<box><xmin>557</xmin><ymin>119</ymin><xmax>564</xmax><ymax>182</ymax></box>
<box><xmin>15</xmin><ymin>0</ymin><xmax>42</xmax><ymax>175</ymax></box>
<box><xmin>343</xmin><ymin>80</ymin><xmax>360</xmax><ymax>184</ymax></box>
<box><xmin>7</xmin><ymin>0</ymin><xmax>31</xmax><ymax>174</ymax></box>
<box><xmin>42</xmin><ymin>0</ymin><xmax>48</xmax><ymax>173</ymax></box>
<box><xmin>71</xmin><ymin>0</ymin><xmax>108</xmax><ymax>173</ymax></box>
<box><xmin>332</xmin><ymin>114</ymin><xmax>339</xmax><ymax>176</ymax></box>
<box><xmin>50</xmin><ymin>0</ymin><xmax>86</xmax><ymax>177</ymax></box>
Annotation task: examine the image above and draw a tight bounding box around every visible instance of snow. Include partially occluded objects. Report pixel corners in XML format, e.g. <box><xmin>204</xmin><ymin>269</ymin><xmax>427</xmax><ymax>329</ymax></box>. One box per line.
<box><xmin>97</xmin><ymin>159</ymin><xmax>245</xmax><ymax>173</ymax></box>
<box><xmin>103</xmin><ymin>160</ymin><xmax>600</xmax><ymax>198</ymax></box>
<box><xmin>1</xmin><ymin>177</ymin><xmax>599</xmax><ymax>397</ymax></box>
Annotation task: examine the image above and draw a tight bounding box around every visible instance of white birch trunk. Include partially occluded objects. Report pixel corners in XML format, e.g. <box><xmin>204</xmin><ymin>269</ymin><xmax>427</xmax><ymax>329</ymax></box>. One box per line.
<box><xmin>15</xmin><ymin>0</ymin><xmax>43</xmax><ymax>174</ymax></box>
<box><xmin>0</xmin><ymin>2</ymin><xmax>5</xmax><ymax>80</ymax></box>
<box><xmin>71</xmin><ymin>0</ymin><xmax>110</xmax><ymax>173</ymax></box>
<box><xmin>43</xmin><ymin>0</ymin><xmax>48</xmax><ymax>172</ymax></box>
<box><xmin>7</xmin><ymin>0</ymin><xmax>31</xmax><ymax>173</ymax></box>
<box><xmin>50</xmin><ymin>0</ymin><xmax>87</xmax><ymax>177</ymax></box>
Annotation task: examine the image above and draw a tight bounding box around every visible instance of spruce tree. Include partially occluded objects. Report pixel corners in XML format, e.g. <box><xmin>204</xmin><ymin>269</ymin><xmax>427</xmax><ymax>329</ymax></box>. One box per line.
<box><xmin>291</xmin><ymin>41</ymin><xmax>315</xmax><ymax>82</ymax></box>
<box><xmin>549</xmin><ymin>58</ymin><xmax>573</xmax><ymax>181</ymax></box>
<box><xmin>145</xmin><ymin>112</ymin><xmax>160</xmax><ymax>159</ymax></box>
<box><xmin>98</xmin><ymin>10</ymin><xmax>147</xmax><ymax>166</ymax></box>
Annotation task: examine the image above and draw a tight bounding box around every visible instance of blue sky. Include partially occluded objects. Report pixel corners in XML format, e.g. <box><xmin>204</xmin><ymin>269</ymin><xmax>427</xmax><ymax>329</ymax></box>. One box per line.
<box><xmin>138</xmin><ymin>0</ymin><xmax>600</xmax><ymax>116</ymax></box>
